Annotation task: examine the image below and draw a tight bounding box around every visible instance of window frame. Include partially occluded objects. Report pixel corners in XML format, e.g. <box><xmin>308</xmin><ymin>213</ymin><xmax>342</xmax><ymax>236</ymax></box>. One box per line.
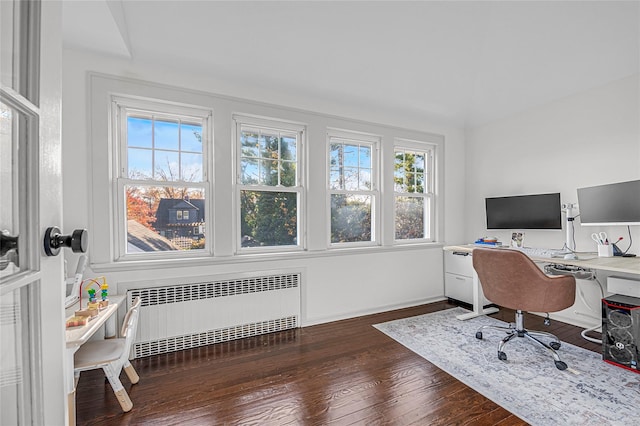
<box><xmin>233</xmin><ymin>114</ymin><xmax>306</xmax><ymax>254</ymax></box>
<box><xmin>326</xmin><ymin>129</ymin><xmax>380</xmax><ymax>248</ymax></box>
<box><xmin>393</xmin><ymin>139</ymin><xmax>436</xmax><ymax>244</ymax></box>
<box><xmin>111</xmin><ymin>95</ymin><xmax>213</xmax><ymax>261</ymax></box>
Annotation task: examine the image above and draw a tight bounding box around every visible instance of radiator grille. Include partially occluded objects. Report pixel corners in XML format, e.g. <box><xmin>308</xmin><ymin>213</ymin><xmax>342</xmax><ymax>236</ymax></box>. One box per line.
<box><xmin>133</xmin><ymin>316</ymin><xmax>297</xmax><ymax>358</ymax></box>
<box><xmin>128</xmin><ymin>273</ymin><xmax>299</xmax><ymax>306</ymax></box>
<box><xmin>127</xmin><ymin>272</ymin><xmax>301</xmax><ymax>358</ymax></box>
<box><xmin>0</xmin><ymin>302</ymin><xmax>19</xmax><ymax>326</ymax></box>
<box><xmin>0</xmin><ymin>302</ymin><xmax>21</xmax><ymax>388</ymax></box>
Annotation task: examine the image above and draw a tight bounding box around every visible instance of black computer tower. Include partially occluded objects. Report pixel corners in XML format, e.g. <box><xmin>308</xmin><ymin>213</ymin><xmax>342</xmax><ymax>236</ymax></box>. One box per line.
<box><xmin>602</xmin><ymin>294</ymin><xmax>640</xmax><ymax>373</ymax></box>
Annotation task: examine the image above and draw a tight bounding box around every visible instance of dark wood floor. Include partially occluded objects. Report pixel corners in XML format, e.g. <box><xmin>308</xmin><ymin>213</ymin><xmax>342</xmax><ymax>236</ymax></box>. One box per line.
<box><xmin>75</xmin><ymin>301</ymin><xmax>601</xmax><ymax>425</ymax></box>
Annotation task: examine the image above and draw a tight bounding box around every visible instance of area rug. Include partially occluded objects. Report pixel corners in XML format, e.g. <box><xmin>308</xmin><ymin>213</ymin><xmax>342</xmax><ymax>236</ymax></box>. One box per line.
<box><xmin>374</xmin><ymin>308</ymin><xmax>640</xmax><ymax>425</ymax></box>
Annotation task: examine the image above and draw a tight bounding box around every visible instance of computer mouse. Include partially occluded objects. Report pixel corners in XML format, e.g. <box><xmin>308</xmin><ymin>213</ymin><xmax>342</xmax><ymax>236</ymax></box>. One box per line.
<box><xmin>564</xmin><ymin>253</ymin><xmax>577</xmax><ymax>260</ymax></box>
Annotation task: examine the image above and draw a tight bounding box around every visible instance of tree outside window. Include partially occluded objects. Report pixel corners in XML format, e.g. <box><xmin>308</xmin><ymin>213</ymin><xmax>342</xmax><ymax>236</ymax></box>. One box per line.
<box><xmin>328</xmin><ymin>132</ymin><xmax>378</xmax><ymax>245</ymax></box>
<box><xmin>394</xmin><ymin>145</ymin><xmax>434</xmax><ymax>241</ymax></box>
<box><xmin>236</xmin><ymin>119</ymin><xmax>303</xmax><ymax>250</ymax></box>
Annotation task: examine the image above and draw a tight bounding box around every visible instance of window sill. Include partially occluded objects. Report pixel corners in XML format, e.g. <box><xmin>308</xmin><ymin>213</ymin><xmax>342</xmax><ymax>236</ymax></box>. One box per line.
<box><xmin>90</xmin><ymin>242</ymin><xmax>445</xmax><ymax>272</ymax></box>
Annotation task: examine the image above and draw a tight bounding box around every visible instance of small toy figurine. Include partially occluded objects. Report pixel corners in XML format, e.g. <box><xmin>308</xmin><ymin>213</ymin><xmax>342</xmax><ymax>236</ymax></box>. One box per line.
<box><xmin>87</xmin><ymin>288</ymin><xmax>96</xmax><ymax>303</ymax></box>
<box><xmin>101</xmin><ymin>282</ymin><xmax>108</xmax><ymax>301</ymax></box>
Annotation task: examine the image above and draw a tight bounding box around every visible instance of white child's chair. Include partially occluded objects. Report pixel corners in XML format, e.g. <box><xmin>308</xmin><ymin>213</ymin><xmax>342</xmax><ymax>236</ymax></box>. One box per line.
<box><xmin>74</xmin><ymin>297</ymin><xmax>142</xmax><ymax>412</ymax></box>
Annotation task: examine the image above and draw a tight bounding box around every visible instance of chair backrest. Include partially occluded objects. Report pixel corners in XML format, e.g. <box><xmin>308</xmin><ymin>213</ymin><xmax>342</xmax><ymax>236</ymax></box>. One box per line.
<box><xmin>472</xmin><ymin>248</ymin><xmax>576</xmax><ymax>313</ymax></box>
<box><xmin>120</xmin><ymin>297</ymin><xmax>141</xmax><ymax>361</ymax></box>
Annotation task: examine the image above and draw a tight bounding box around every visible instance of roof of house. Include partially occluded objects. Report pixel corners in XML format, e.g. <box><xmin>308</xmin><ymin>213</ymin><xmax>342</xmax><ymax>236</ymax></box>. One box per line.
<box><xmin>127</xmin><ymin>220</ymin><xmax>180</xmax><ymax>252</ymax></box>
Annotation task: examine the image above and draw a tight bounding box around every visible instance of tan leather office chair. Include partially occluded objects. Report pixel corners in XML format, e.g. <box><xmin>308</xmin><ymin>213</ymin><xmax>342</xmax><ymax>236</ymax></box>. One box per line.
<box><xmin>472</xmin><ymin>248</ymin><xmax>576</xmax><ymax>370</ymax></box>
<box><xmin>74</xmin><ymin>297</ymin><xmax>142</xmax><ymax>412</ymax></box>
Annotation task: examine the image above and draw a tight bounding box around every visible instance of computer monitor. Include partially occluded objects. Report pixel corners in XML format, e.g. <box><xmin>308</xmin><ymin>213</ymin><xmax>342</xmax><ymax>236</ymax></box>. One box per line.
<box><xmin>577</xmin><ymin>179</ymin><xmax>640</xmax><ymax>226</ymax></box>
<box><xmin>485</xmin><ymin>192</ymin><xmax>562</xmax><ymax>230</ymax></box>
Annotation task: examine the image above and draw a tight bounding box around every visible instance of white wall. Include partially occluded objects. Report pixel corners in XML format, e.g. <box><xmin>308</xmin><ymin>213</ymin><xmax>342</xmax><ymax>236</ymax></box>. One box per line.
<box><xmin>61</xmin><ymin>49</ymin><xmax>467</xmax><ymax>326</ymax></box>
<box><xmin>466</xmin><ymin>74</ymin><xmax>640</xmax><ymax>327</ymax></box>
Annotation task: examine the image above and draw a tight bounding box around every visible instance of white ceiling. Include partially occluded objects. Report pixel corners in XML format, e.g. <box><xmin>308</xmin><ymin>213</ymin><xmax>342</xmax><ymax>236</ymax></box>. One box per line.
<box><xmin>62</xmin><ymin>1</ymin><xmax>639</xmax><ymax>128</ymax></box>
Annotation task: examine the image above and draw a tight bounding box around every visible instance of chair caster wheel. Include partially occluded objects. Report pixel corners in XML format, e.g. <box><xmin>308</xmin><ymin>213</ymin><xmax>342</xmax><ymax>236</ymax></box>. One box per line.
<box><xmin>550</xmin><ymin>342</ymin><xmax>561</xmax><ymax>350</ymax></box>
<box><xmin>475</xmin><ymin>332</ymin><xmax>483</xmax><ymax>340</ymax></box>
<box><xmin>498</xmin><ymin>351</ymin><xmax>507</xmax><ymax>361</ymax></box>
<box><xmin>555</xmin><ymin>360</ymin><xmax>568</xmax><ymax>370</ymax></box>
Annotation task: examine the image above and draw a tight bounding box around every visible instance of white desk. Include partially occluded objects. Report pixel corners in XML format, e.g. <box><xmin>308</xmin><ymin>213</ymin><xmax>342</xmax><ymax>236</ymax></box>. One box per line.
<box><xmin>443</xmin><ymin>245</ymin><xmax>640</xmax><ymax>320</ymax></box>
<box><xmin>64</xmin><ymin>294</ymin><xmax>125</xmax><ymax>425</ymax></box>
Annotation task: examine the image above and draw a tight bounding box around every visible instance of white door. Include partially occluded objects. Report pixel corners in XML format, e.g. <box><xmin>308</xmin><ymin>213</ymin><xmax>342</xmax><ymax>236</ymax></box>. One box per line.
<box><xmin>1</xmin><ymin>1</ymin><xmax>65</xmax><ymax>424</ymax></box>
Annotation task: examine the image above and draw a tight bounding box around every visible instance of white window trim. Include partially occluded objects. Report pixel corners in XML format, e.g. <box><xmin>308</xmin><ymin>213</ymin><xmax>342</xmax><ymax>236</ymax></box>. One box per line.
<box><xmin>393</xmin><ymin>138</ymin><xmax>436</xmax><ymax>244</ymax></box>
<box><xmin>111</xmin><ymin>95</ymin><xmax>213</xmax><ymax>261</ymax></box>
<box><xmin>88</xmin><ymin>74</ymin><xmax>445</xmax><ymax>271</ymax></box>
<box><xmin>326</xmin><ymin>128</ymin><xmax>381</xmax><ymax>248</ymax></box>
<box><xmin>233</xmin><ymin>114</ymin><xmax>306</xmax><ymax>254</ymax></box>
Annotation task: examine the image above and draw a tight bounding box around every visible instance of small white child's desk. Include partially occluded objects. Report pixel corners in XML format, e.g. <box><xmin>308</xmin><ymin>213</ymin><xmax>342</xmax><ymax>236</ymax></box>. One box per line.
<box><xmin>64</xmin><ymin>294</ymin><xmax>125</xmax><ymax>425</ymax></box>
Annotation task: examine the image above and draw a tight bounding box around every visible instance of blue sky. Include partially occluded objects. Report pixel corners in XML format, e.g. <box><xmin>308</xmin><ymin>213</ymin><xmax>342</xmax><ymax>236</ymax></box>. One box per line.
<box><xmin>127</xmin><ymin>116</ymin><xmax>202</xmax><ymax>182</ymax></box>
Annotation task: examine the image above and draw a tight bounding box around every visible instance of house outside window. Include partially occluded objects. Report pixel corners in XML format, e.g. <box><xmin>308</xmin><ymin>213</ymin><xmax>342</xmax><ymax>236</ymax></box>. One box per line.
<box><xmin>235</xmin><ymin>115</ymin><xmax>304</xmax><ymax>251</ymax></box>
<box><xmin>113</xmin><ymin>96</ymin><xmax>212</xmax><ymax>256</ymax></box>
<box><xmin>327</xmin><ymin>130</ymin><xmax>379</xmax><ymax>246</ymax></box>
<box><xmin>394</xmin><ymin>141</ymin><xmax>435</xmax><ymax>242</ymax></box>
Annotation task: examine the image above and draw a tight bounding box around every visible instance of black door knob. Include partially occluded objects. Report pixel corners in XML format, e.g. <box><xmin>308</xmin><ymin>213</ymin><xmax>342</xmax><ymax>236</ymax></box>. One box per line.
<box><xmin>44</xmin><ymin>227</ymin><xmax>88</xmax><ymax>256</ymax></box>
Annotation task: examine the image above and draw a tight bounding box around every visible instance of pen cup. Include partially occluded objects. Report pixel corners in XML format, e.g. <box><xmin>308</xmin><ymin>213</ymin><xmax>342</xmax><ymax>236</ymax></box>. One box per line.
<box><xmin>598</xmin><ymin>244</ymin><xmax>614</xmax><ymax>257</ymax></box>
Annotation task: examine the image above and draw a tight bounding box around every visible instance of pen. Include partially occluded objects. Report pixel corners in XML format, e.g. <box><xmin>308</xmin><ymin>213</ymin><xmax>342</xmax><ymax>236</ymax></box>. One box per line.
<box><xmin>605</xmin><ymin>239</ymin><xmax>609</xmax><ymax>245</ymax></box>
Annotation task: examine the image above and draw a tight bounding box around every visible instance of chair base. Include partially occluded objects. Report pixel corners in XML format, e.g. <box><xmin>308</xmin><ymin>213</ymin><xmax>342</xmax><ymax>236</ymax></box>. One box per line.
<box><xmin>475</xmin><ymin>310</ymin><xmax>568</xmax><ymax>370</ymax></box>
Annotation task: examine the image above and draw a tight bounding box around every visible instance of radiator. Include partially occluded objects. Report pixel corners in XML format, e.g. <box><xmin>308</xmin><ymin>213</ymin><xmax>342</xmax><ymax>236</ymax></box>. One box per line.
<box><xmin>126</xmin><ymin>272</ymin><xmax>301</xmax><ymax>358</ymax></box>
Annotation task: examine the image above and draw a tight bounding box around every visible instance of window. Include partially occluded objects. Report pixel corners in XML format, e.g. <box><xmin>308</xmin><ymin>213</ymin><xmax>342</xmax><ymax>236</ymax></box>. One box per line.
<box><xmin>113</xmin><ymin>97</ymin><xmax>212</xmax><ymax>257</ymax></box>
<box><xmin>328</xmin><ymin>130</ymin><xmax>379</xmax><ymax>245</ymax></box>
<box><xmin>394</xmin><ymin>142</ymin><xmax>435</xmax><ymax>241</ymax></box>
<box><xmin>235</xmin><ymin>116</ymin><xmax>304</xmax><ymax>251</ymax></box>
<box><xmin>92</xmin><ymin>75</ymin><xmax>445</xmax><ymax>266</ymax></box>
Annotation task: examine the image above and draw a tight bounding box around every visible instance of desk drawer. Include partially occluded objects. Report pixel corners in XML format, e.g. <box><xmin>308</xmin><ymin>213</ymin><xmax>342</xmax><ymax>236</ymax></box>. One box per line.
<box><xmin>445</xmin><ymin>273</ymin><xmax>473</xmax><ymax>304</ymax></box>
<box><xmin>444</xmin><ymin>250</ymin><xmax>474</xmax><ymax>277</ymax></box>
<box><xmin>445</xmin><ymin>272</ymin><xmax>490</xmax><ymax>306</ymax></box>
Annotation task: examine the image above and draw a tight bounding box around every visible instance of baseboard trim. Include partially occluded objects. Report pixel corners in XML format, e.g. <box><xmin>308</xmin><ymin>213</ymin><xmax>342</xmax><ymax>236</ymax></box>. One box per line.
<box><xmin>301</xmin><ymin>296</ymin><xmax>446</xmax><ymax>327</ymax></box>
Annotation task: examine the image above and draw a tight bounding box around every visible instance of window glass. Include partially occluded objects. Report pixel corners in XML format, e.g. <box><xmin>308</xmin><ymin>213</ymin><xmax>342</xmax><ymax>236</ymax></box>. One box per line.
<box><xmin>125</xmin><ymin>184</ymin><xmax>206</xmax><ymax>252</ymax></box>
<box><xmin>394</xmin><ymin>146</ymin><xmax>433</xmax><ymax>241</ymax></box>
<box><xmin>117</xmin><ymin>98</ymin><xmax>210</xmax><ymax>257</ymax></box>
<box><xmin>237</xmin><ymin>119</ymin><xmax>303</xmax><ymax>250</ymax></box>
<box><xmin>328</xmin><ymin>134</ymin><xmax>378</xmax><ymax>245</ymax></box>
<box><xmin>240</xmin><ymin>190</ymin><xmax>298</xmax><ymax>247</ymax></box>
<box><xmin>154</xmin><ymin>150</ymin><xmax>180</xmax><ymax>181</ymax></box>
<box><xmin>127</xmin><ymin>117</ymin><xmax>152</xmax><ymax>149</ymax></box>
<box><xmin>181</xmin><ymin>123</ymin><xmax>203</xmax><ymax>152</ymax></box>
<box><xmin>395</xmin><ymin>196</ymin><xmax>426</xmax><ymax>240</ymax></box>
<box><xmin>154</xmin><ymin>119</ymin><xmax>180</xmax><ymax>150</ymax></box>
<box><xmin>330</xmin><ymin>194</ymin><xmax>372</xmax><ymax>243</ymax></box>
<box><xmin>126</xmin><ymin>115</ymin><xmax>203</xmax><ymax>182</ymax></box>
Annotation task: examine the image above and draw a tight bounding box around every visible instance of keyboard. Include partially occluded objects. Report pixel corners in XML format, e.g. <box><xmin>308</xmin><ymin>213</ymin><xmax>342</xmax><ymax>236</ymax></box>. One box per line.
<box><xmin>511</xmin><ymin>247</ymin><xmax>561</xmax><ymax>258</ymax></box>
